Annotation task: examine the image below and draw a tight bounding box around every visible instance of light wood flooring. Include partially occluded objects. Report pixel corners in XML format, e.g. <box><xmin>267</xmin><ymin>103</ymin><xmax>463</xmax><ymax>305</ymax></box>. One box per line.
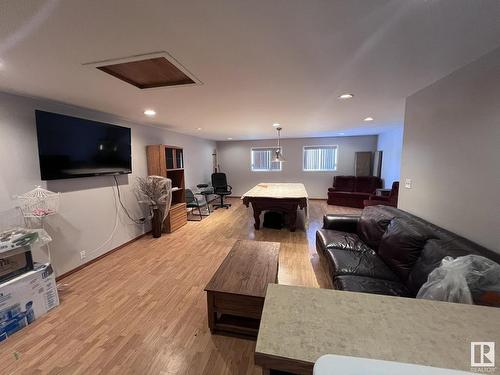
<box><xmin>0</xmin><ymin>198</ymin><xmax>360</xmax><ymax>375</ymax></box>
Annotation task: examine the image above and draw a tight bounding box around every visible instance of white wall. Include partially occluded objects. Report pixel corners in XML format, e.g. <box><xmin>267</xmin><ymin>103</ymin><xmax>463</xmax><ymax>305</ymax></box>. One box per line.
<box><xmin>377</xmin><ymin>127</ymin><xmax>404</xmax><ymax>188</ymax></box>
<box><xmin>216</xmin><ymin>136</ymin><xmax>377</xmax><ymax>198</ymax></box>
<box><xmin>400</xmin><ymin>46</ymin><xmax>500</xmax><ymax>252</ymax></box>
<box><xmin>0</xmin><ymin>92</ymin><xmax>216</xmax><ymax>276</ymax></box>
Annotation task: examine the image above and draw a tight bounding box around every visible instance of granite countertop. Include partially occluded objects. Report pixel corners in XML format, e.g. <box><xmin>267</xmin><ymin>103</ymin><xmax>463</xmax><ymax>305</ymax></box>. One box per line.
<box><xmin>256</xmin><ymin>284</ymin><xmax>500</xmax><ymax>372</ymax></box>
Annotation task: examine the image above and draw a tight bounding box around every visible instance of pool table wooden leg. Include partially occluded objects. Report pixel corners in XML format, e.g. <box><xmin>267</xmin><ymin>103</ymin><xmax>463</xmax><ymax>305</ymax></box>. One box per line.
<box><xmin>252</xmin><ymin>205</ymin><xmax>262</xmax><ymax>230</ymax></box>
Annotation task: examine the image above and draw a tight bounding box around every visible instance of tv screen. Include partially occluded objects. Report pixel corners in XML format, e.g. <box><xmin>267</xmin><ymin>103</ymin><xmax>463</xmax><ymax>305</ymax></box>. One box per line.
<box><xmin>35</xmin><ymin>110</ymin><xmax>132</xmax><ymax>180</ymax></box>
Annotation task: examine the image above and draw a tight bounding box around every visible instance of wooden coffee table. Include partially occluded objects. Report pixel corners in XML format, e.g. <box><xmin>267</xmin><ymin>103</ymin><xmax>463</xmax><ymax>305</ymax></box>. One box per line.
<box><xmin>204</xmin><ymin>240</ymin><xmax>280</xmax><ymax>339</ymax></box>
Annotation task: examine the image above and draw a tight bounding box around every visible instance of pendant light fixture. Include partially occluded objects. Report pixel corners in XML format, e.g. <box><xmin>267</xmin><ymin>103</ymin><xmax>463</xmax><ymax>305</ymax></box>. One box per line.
<box><xmin>272</xmin><ymin>126</ymin><xmax>286</xmax><ymax>163</ymax></box>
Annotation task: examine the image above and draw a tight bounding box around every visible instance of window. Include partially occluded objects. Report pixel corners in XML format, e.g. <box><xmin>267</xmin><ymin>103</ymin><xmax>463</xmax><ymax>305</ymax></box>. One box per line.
<box><xmin>251</xmin><ymin>147</ymin><xmax>282</xmax><ymax>171</ymax></box>
<box><xmin>303</xmin><ymin>145</ymin><xmax>337</xmax><ymax>171</ymax></box>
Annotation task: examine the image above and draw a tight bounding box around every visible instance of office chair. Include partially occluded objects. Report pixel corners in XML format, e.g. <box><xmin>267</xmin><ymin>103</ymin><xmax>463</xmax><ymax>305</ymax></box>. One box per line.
<box><xmin>211</xmin><ymin>173</ymin><xmax>232</xmax><ymax>209</ymax></box>
<box><xmin>185</xmin><ymin>188</ymin><xmax>208</xmax><ymax>220</ymax></box>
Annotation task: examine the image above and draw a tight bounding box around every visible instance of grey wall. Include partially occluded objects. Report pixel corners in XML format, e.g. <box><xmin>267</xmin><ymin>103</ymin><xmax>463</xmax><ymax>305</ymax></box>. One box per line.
<box><xmin>400</xmin><ymin>46</ymin><xmax>500</xmax><ymax>252</ymax></box>
<box><xmin>377</xmin><ymin>127</ymin><xmax>404</xmax><ymax>189</ymax></box>
<box><xmin>216</xmin><ymin>136</ymin><xmax>377</xmax><ymax>198</ymax></box>
<box><xmin>0</xmin><ymin>92</ymin><xmax>216</xmax><ymax>276</ymax></box>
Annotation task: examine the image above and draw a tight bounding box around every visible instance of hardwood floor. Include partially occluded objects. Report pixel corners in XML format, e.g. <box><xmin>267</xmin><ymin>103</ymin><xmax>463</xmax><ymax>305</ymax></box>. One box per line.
<box><xmin>0</xmin><ymin>198</ymin><xmax>360</xmax><ymax>375</ymax></box>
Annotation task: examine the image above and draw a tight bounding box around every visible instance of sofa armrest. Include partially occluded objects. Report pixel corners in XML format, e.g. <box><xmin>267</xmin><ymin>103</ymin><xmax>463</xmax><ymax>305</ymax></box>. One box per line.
<box><xmin>323</xmin><ymin>214</ymin><xmax>360</xmax><ymax>233</ymax></box>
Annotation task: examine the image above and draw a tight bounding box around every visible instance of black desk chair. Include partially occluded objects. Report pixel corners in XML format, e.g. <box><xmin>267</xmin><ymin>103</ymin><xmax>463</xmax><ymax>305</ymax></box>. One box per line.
<box><xmin>211</xmin><ymin>173</ymin><xmax>232</xmax><ymax>209</ymax></box>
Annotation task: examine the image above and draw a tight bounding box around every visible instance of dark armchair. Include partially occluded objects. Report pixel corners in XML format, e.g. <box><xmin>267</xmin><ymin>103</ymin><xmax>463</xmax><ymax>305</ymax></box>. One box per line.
<box><xmin>211</xmin><ymin>173</ymin><xmax>232</xmax><ymax>209</ymax></box>
<box><xmin>363</xmin><ymin>181</ymin><xmax>399</xmax><ymax>208</ymax></box>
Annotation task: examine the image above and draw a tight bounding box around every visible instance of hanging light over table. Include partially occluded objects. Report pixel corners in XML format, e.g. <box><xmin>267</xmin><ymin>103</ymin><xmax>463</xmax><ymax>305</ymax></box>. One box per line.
<box><xmin>272</xmin><ymin>127</ymin><xmax>286</xmax><ymax>163</ymax></box>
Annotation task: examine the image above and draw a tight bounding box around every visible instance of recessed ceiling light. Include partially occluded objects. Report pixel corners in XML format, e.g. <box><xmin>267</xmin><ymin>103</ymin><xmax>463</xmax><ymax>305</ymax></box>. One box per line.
<box><xmin>227</xmin><ymin>137</ymin><xmax>233</xmax><ymax>140</ymax></box>
<box><xmin>144</xmin><ymin>109</ymin><xmax>156</xmax><ymax>117</ymax></box>
<box><xmin>338</xmin><ymin>93</ymin><xmax>354</xmax><ymax>99</ymax></box>
<box><xmin>272</xmin><ymin>123</ymin><xmax>280</xmax><ymax>127</ymax></box>
<box><xmin>363</xmin><ymin>117</ymin><xmax>374</xmax><ymax>122</ymax></box>
<box><xmin>197</xmin><ymin>127</ymin><xmax>202</xmax><ymax>130</ymax></box>
<box><xmin>339</xmin><ymin>132</ymin><xmax>346</xmax><ymax>135</ymax></box>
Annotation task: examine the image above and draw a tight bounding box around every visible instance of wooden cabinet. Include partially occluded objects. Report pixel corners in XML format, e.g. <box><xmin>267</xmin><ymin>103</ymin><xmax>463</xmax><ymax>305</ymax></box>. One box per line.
<box><xmin>146</xmin><ymin>145</ymin><xmax>187</xmax><ymax>233</ymax></box>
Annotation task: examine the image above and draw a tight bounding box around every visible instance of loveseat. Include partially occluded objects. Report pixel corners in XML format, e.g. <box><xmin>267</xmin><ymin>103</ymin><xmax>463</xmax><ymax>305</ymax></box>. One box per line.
<box><xmin>327</xmin><ymin>176</ymin><xmax>382</xmax><ymax>208</ymax></box>
<box><xmin>316</xmin><ymin>205</ymin><xmax>500</xmax><ymax>305</ymax></box>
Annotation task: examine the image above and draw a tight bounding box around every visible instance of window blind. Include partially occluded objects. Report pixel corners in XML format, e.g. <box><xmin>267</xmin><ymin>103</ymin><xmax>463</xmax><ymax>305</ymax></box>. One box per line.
<box><xmin>303</xmin><ymin>145</ymin><xmax>337</xmax><ymax>171</ymax></box>
<box><xmin>251</xmin><ymin>147</ymin><xmax>282</xmax><ymax>171</ymax></box>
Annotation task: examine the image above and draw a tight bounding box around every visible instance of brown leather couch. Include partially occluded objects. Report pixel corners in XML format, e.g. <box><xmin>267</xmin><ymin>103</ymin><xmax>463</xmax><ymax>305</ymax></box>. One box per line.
<box><xmin>327</xmin><ymin>176</ymin><xmax>382</xmax><ymax>208</ymax></box>
<box><xmin>363</xmin><ymin>181</ymin><xmax>399</xmax><ymax>207</ymax></box>
<box><xmin>316</xmin><ymin>206</ymin><xmax>500</xmax><ymax>305</ymax></box>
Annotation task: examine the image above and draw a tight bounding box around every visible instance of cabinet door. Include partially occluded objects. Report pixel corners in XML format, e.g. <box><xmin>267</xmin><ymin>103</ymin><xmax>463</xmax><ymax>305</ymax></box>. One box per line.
<box><xmin>355</xmin><ymin>152</ymin><xmax>373</xmax><ymax>176</ymax></box>
<box><xmin>175</xmin><ymin>149</ymin><xmax>184</xmax><ymax>169</ymax></box>
<box><xmin>165</xmin><ymin>148</ymin><xmax>175</xmax><ymax>170</ymax></box>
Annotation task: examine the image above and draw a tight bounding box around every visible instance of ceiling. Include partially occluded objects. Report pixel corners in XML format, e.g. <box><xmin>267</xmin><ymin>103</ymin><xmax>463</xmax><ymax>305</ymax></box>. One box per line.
<box><xmin>1</xmin><ymin>0</ymin><xmax>500</xmax><ymax>141</ymax></box>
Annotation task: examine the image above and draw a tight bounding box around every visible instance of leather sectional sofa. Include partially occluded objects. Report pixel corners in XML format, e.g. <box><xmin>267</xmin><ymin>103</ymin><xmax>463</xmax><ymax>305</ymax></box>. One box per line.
<box><xmin>327</xmin><ymin>176</ymin><xmax>382</xmax><ymax>208</ymax></box>
<box><xmin>316</xmin><ymin>205</ymin><xmax>500</xmax><ymax>304</ymax></box>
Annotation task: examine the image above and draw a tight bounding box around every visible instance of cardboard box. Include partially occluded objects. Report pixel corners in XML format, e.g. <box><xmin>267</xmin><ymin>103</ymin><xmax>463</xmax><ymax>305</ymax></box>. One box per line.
<box><xmin>0</xmin><ymin>246</ymin><xmax>34</xmax><ymax>284</ymax></box>
<box><xmin>0</xmin><ymin>263</ymin><xmax>59</xmax><ymax>342</ymax></box>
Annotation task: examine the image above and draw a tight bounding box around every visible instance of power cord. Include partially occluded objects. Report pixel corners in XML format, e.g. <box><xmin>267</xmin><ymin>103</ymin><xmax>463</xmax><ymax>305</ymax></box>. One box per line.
<box><xmin>85</xmin><ymin>176</ymin><xmax>145</xmax><ymax>259</ymax></box>
<box><xmin>113</xmin><ymin>175</ymin><xmax>146</xmax><ymax>225</ymax></box>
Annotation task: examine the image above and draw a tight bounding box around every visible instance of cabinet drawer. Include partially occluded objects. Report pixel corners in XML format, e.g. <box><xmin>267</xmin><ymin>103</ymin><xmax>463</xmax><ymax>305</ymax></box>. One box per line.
<box><xmin>170</xmin><ymin>203</ymin><xmax>186</xmax><ymax>213</ymax></box>
<box><xmin>165</xmin><ymin>203</ymin><xmax>187</xmax><ymax>233</ymax></box>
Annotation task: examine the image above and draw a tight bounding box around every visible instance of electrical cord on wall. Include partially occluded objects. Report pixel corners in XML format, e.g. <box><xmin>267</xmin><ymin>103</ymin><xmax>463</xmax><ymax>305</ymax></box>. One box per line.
<box><xmin>87</xmin><ymin>176</ymin><xmax>145</xmax><ymax>257</ymax></box>
<box><xmin>113</xmin><ymin>175</ymin><xmax>146</xmax><ymax>225</ymax></box>
<box><xmin>86</xmin><ymin>182</ymin><xmax>121</xmax><ymax>257</ymax></box>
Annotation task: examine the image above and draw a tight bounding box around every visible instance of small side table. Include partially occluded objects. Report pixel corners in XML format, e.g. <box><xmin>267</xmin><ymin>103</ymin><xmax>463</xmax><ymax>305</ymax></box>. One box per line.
<box><xmin>375</xmin><ymin>188</ymin><xmax>391</xmax><ymax>197</ymax></box>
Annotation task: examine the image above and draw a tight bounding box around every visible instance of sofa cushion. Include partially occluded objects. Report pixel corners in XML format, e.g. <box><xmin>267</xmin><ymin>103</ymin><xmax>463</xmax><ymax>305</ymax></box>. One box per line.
<box><xmin>316</xmin><ymin>229</ymin><xmax>373</xmax><ymax>253</ymax></box>
<box><xmin>378</xmin><ymin>218</ymin><xmax>433</xmax><ymax>282</ymax></box>
<box><xmin>406</xmin><ymin>239</ymin><xmax>475</xmax><ymax>296</ymax></box>
<box><xmin>357</xmin><ymin>206</ymin><xmax>394</xmax><ymax>250</ymax></box>
<box><xmin>325</xmin><ymin>248</ymin><xmax>399</xmax><ymax>281</ymax></box>
<box><xmin>333</xmin><ymin>275</ymin><xmax>411</xmax><ymax>297</ymax></box>
<box><xmin>327</xmin><ymin>194</ymin><xmax>368</xmax><ymax>209</ymax></box>
<box><xmin>332</xmin><ymin>176</ymin><xmax>355</xmax><ymax>192</ymax></box>
<box><xmin>354</xmin><ymin>176</ymin><xmax>382</xmax><ymax>193</ymax></box>
<box><xmin>328</xmin><ymin>191</ymin><xmax>371</xmax><ymax>199</ymax></box>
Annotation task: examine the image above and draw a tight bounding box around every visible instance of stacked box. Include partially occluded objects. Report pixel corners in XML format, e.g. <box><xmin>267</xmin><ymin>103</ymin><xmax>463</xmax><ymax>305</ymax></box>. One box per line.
<box><xmin>0</xmin><ymin>246</ymin><xmax>34</xmax><ymax>284</ymax></box>
<box><xmin>0</xmin><ymin>263</ymin><xmax>59</xmax><ymax>342</ymax></box>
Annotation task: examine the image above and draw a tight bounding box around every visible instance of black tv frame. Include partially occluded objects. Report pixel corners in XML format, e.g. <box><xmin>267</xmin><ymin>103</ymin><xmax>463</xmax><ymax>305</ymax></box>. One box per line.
<box><xmin>35</xmin><ymin>110</ymin><xmax>132</xmax><ymax>180</ymax></box>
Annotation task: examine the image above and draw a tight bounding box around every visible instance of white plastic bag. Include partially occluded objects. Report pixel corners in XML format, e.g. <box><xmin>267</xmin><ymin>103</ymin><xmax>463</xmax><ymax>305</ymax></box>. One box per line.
<box><xmin>0</xmin><ymin>227</ymin><xmax>52</xmax><ymax>253</ymax></box>
<box><xmin>417</xmin><ymin>255</ymin><xmax>500</xmax><ymax>305</ymax></box>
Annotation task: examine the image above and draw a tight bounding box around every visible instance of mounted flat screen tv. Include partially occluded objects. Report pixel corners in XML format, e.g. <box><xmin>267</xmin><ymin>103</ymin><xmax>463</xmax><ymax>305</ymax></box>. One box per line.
<box><xmin>35</xmin><ymin>110</ymin><xmax>132</xmax><ymax>180</ymax></box>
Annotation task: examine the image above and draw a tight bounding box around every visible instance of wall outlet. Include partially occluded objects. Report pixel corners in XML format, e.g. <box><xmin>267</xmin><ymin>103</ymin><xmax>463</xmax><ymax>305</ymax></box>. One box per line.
<box><xmin>80</xmin><ymin>250</ymin><xmax>86</xmax><ymax>260</ymax></box>
<box><xmin>404</xmin><ymin>178</ymin><xmax>412</xmax><ymax>189</ymax></box>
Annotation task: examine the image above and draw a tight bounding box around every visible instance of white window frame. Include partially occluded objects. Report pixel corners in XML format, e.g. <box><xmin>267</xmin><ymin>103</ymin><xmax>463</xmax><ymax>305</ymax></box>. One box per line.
<box><xmin>302</xmin><ymin>145</ymin><xmax>338</xmax><ymax>172</ymax></box>
<box><xmin>250</xmin><ymin>146</ymin><xmax>283</xmax><ymax>172</ymax></box>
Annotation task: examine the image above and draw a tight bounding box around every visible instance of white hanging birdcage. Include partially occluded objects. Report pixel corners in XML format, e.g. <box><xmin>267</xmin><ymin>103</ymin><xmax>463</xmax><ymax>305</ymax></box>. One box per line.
<box><xmin>17</xmin><ymin>186</ymin><xmax>60</xmax><ymax>218</ymax></box>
